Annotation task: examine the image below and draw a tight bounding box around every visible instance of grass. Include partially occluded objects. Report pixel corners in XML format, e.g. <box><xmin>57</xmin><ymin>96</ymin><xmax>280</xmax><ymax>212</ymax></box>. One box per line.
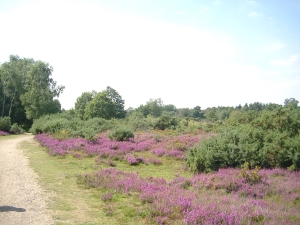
<box><xmin>20</xmin><ymin>137</ymin><xmax>118</xmax><ymax>225</ymax></box>
<box><xmin>19</xmin><ymin>135</ymin><xmax>189</xmax><ymax>224</ymax></box>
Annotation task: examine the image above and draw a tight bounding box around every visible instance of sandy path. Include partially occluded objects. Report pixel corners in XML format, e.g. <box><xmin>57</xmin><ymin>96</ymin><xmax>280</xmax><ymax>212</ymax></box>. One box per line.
<box><xmin>0</xmin><ymin>134</ymin><xmax>53</xmax><ymax>225</ymax></box>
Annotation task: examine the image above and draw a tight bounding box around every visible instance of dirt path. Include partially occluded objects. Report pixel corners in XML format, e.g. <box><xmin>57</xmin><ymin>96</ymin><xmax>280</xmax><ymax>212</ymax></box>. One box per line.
<box><xmin>0</xmin><ymin>134</ymin><xmax>53</xmax><ymax>225</ymax></box>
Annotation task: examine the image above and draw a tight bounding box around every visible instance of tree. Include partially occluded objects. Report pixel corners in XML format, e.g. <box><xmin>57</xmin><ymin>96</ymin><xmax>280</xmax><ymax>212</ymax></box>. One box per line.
<box><xmin>204</xmin><ymin>107</ymin><xmax>218</xmax><ymax>121</ymax></box>
<box><xmin>162</xmin><ymin>104</ymin><xmax>177</xmax><ymax>116</ymax></box>
<box><xmin>0</xmin><ymin>55</ymin><xmax>35</xmax><ymax>126</ymax></box>
<box><xmin>74</xmin><ymin>90</ymin><xmax>97</xmax><ymax>119</ymax></box>
<box><xmin>105</xmin><ymin>86</ymin><xmax>126</xmax><ymax>118</ymax></box>
<box><xmin>0</xmin><ymin>56</ymin><xmax>32</xmax><ymax>117</ymax></box>
<box><xmin>191</xmin><ymin>106</ymin><xmax>203</xmax><ymax>119</ymax></box>
<box><xmin>84</xmin><ymin>91</ymin><xmax>115</xmax><ymax>120</ymax></box>
<box><xmin>177</xmin><ymin>108</ymin><xmax>189</xmax><ymax>118</ymax></box>
<box><xmin>137</xmin><ymin>98</ymin><xmax>164</xmax><ymax>117</ymax></box>
<box><xmin>82</xmin><ymin>87</ymin><xmax>126</xmax><ymax>120</ymax></box>
<box><xmin>284</xmin><ymin>98</ymin><xmax>299</xmax><ymax>109</ymax></box>
<box><xmin>20</xmin><ymin>61</ymin><xmax>65</xmax><ymax>119</ymax></box>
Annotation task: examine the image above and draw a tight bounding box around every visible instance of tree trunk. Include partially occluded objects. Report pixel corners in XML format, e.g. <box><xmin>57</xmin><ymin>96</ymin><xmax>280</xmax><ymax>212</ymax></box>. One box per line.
<box><xmin>1</xmin><ymin>90</ymin><xmax>5</xmax><ymax>117</ymax></box>
<box><xmin>8</xmin><ymin>89</ymin><xmax>16</xmax><ymax>117</ymax></box>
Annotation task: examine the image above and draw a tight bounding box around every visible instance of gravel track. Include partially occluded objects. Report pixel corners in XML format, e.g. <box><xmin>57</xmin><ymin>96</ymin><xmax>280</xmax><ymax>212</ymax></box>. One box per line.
<box><xmin>0</xmin><ymin>134</ymin><xmax>53</xmax><ymax>225</ymax></box>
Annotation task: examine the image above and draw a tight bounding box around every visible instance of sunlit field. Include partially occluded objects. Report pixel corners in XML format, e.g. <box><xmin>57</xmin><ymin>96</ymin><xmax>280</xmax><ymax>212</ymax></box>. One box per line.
<box><xmin>29</xmin><ymin>130</ymin><xmax>300</xmax><ymax>225</ymax></box>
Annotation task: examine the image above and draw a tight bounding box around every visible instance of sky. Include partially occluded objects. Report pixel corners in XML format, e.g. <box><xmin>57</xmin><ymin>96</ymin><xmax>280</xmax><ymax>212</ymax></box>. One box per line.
<box><xmin>0</xmin><ymin>0</ymin><xmax>299</xmax><ymax>110</ymax></box>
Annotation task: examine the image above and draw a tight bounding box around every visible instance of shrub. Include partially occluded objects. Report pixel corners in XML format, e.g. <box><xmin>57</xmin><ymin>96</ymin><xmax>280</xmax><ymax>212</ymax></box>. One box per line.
<box><xmin>10</xmin><ymin>123</ymin><xmax>24</xmax><ymax>134</ymax></box>
<box><xmin>186</xmin><ymin>123</ymin><xmax>300</xmax><ymax>172</ymax></box>
<box><xmin>108</xmin><ymin>127</ymin><xmax>134</xmax><ymax>141</ymax></box>
<box><xmin>0</xmin><ymin>117</ymin><xmax>11</xmax><ymax>132</ymax></box>
<box><xmin>154</xmin><ymin>115</ymin><xmax>178</xmax><ymax>130</ymax></box>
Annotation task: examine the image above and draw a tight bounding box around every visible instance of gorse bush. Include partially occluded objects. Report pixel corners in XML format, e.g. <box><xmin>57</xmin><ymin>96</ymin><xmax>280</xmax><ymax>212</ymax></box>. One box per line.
<box><xmin>0</xmin><ymin>116</ymin><xmax>11</xmax><ymax>132</ymax></box>
<box><xmin>186</xmin><ymin>105</ymin><xmax>300</xmax><ymax>172</ymax></box>
<box><xmin>30</xmin><ymin>113</ymin><xmax>113</xmax><ymax>140</ymax></box>
<box><xmin>107</xmin><ymin>126</ymin><xmax>134</xmax><ymax>141</ymax></box>
<box><xmin>153</xmin><ymin>115</ymin><xmax>178</xmax><ymax>130</ymax></box>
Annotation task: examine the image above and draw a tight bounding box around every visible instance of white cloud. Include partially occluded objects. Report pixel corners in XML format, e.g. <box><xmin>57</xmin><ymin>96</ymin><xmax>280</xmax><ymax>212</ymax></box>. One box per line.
<box><xmin>249</xmin><ymin>11</ymin><xmax>263</xmax><ymax>18</ymax></box>
<box><xmin>270</xmin><ymin>54</ymin><xmax>299</xmax><ymax>66</ymax></box>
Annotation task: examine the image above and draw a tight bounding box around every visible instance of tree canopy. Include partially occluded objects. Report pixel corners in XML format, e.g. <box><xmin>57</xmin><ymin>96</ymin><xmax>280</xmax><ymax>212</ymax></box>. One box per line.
<box><xmin>83</xmin><ymin>86</ymin><xmax>126</xmax><ymax>120</ymax></box>
<box><xmin>0</xmin><ymin>55</ymin><xmax>65</xmax><ymax>125</ymax></box>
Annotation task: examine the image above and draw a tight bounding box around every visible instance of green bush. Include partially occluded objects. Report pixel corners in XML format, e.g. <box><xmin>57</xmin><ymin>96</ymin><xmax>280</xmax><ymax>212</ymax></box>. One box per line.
<box><xmin>186</xmin><ymin>123</ymin><xmax>300</xmax><ymax>173</ymax></box>
<box><xmin>84</xmin><ymin>117</ymin><xmax>113</xmax><ymax>133</ymax></box>
<box><xmin>30</xmin><ymin>113</ymin><xmax>115</xmax><ymax>139</ymax></box>
<box><xmin>10</xmin><ymin>123</ymin><xmax>24</xmax><ymax>134</ymax></box>
<box><xmin>154</xmin><ymin>115</ymin><xmax>178</xmax><ymax>130</ymax></box>
<box><xmin>0</xmin><ymin>117</ymin><xmax>11</xmax><ymax>132</ymax></box>
<box><xmin>108</xmin><ymin>127</ymin><xmax>134</xmax><ymax>141</ymax></box>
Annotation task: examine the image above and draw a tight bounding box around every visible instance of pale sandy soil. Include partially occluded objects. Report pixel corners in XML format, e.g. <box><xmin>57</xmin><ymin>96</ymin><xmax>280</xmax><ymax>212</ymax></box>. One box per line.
<box><xmin>0</xmin><ymin>134</ymin><xmax>53</xmax><ymax>225</ymax></box>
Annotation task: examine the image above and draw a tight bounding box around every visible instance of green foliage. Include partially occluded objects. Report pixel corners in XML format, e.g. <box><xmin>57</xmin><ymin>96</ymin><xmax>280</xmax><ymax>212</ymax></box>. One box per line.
<box><xmin>74</xmin><ymin>91</ymin><xmax>97</xmax><ymax>119</ymax></box>
<box><xmin>105</xmin><ymin>86</ymin><xmax>126</xmax><ymax>119</ymax></box>
<box><xmin>84</xmin><ymin>91</ymin><xmax>115</xmax><ymax>120</ymax></box>
<box><xmin>0</xmin><ymin>116</ymin><xmax>11</xmax><ymax>131</ymax></box>
<box><xmin>20</xmin><ymin>61</ymin><xmax>64</xmax><ymax>119</ymax></box>
<box><xmin>154</xmin><ymin>115</ymin><xmax>178</xmax><ymax>130</ymax></box>
<box><xmin>137</xmin><ymin>98</ymin><xmax>163</xmax><ymax>117</ymax></box>
<box><xmin>239</xmin><ymin>162</ymin><xmax>263</xmax><ymax>185</ymax></box>
<box><xmin>186</xmin><ymin>104</ymin><xmax>300</xmax><ymax>172</ymax></box>
<box><xmin>108</xmin><ymin>126</ymin><xmax>134</xmax><ymax>141</ymax></box>
<box><xmin>125</xmin><ymin>111</ymin><xmax>154</xmax><ymax>131</ymax></box>
<box><xmin>0</xmin><ymin>56</ymin><xmax>33</xmax><ymax>127</ymax></box>
<box><xmin>30</xmin><ymin>113</ymin><xmax>113</xmax><ymax>140</ymax></box>
<box><xmin>10</xmin><ymin>123</ymin><xmax>24</xmax><ymax>134</ymax></box>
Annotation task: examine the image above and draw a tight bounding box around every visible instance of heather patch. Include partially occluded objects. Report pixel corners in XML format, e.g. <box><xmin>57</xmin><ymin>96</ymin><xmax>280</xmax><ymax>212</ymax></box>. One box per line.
<box><xmin>78</xmin><ymin>167</ymin><xmax>300</xmax><ymax>224</ymax></box>
<box><xmin>34</xmin><ymin>131</ymin><xmax>300</xmax><ymax>224</ymax></box>
<box><xmin>0</xmin><ymin>130</ymin><xmax>9</xmax><ymax>136</ymax></box>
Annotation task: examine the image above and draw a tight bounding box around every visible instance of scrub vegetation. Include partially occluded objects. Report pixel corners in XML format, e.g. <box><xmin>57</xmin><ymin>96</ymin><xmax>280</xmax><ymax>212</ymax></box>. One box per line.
<box><xmin>1</xmin><ymin>55</ymin><xmax>300</xmax><ymax>224</ymax></box>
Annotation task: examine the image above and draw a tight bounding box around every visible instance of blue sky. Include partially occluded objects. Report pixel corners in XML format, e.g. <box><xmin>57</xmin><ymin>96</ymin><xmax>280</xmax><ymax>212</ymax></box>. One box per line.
<box><xmin>0</xmin><ymin>0</ymin><xmax>299</xmax><ymax>110</ymax></box>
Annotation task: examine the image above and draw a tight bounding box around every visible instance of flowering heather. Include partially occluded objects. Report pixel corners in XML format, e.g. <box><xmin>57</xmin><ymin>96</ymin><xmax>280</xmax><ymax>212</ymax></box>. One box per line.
<box><xmin>79</xmin><ymin>167</ymin><xmax>300</xmax><ymax>224</ymax></box>
<box><xmin>34</xmin><ymin>131</ymin><xmax>208</xmax><ymax>160</ymax></box>
<box><xmin>151</xmin><ymin>148</ymin><xmax>165</xmax><ymax>157</ymax></box>
<box><xmin>0</xmin><ymin>131</ymin><xmax>9</xmax><ymax>136</ymax></box>
<box><xmin>124</xmin><ymin>153</ymin><xmax>147</xmax><ymax>165</ymax></box>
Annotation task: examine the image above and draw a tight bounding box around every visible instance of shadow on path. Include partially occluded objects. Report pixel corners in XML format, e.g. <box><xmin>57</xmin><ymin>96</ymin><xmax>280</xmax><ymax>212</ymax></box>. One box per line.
<box><xmin>0</xmin><ymin>206</ymin><xmax>26</xmax><ymax>212</ymax></box>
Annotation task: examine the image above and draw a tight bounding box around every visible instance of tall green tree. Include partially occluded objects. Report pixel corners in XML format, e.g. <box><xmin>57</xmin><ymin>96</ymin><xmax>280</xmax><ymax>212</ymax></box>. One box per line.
<box><xmin>20</xmin><ymin>61</ymin><xmax>65</xmax><ymax>119</ymax></box>
<box><xmin>138</xmin><ymin>98</ymin><xmax>163</xmax><ymax>117</ymax></box>
<box><xmin>105</xmin><ymin>86</ymin><xmax>126</xmax><ymax>118</ymax></box>
<box><xmin>74</xmin><ymin>90</ymin><xmax>97</xmax><ymax>119</ymax></box>
<box><xmin>83</xmin><ymin>87</ymin><xmax>126</xmax><ymax>120</ymax></box>
<box><xmin>0</xmin><ymin>55</ymin><xmax>34</xmax><ymax>125</ymax></box>
<box><xmin>284</xmin><ymin>98</ymin><xmax>299</xmax><ymax>109</ymax></box>
<box><xmin>84</xmin><ymin>91</ymin><xmax>114</xmax><ymax>120</ymax></box>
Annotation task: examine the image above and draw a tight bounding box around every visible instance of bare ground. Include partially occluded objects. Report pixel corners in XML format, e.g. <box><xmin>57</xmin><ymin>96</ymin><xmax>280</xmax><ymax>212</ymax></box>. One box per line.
<box><xmin>0</xmin><ymin>134</ymin><xmax>53</xmax><ymax>225</ymax></box>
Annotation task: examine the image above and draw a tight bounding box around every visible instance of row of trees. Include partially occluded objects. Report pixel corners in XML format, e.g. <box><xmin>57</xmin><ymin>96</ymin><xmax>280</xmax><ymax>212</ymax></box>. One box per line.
<box><xmin>0</xmin><ymin>55</ymin><xmax>64</xmax><ymax>128</ymax></box>
<box><xmin>73</xmin><ymin>86</ymin><xmax>299</xmax><ymax>123</ymax></box>
<box><xmin>2</xmin><ymin>55</ymin><xmax>299</xmax><ymax>131</ymax></box>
